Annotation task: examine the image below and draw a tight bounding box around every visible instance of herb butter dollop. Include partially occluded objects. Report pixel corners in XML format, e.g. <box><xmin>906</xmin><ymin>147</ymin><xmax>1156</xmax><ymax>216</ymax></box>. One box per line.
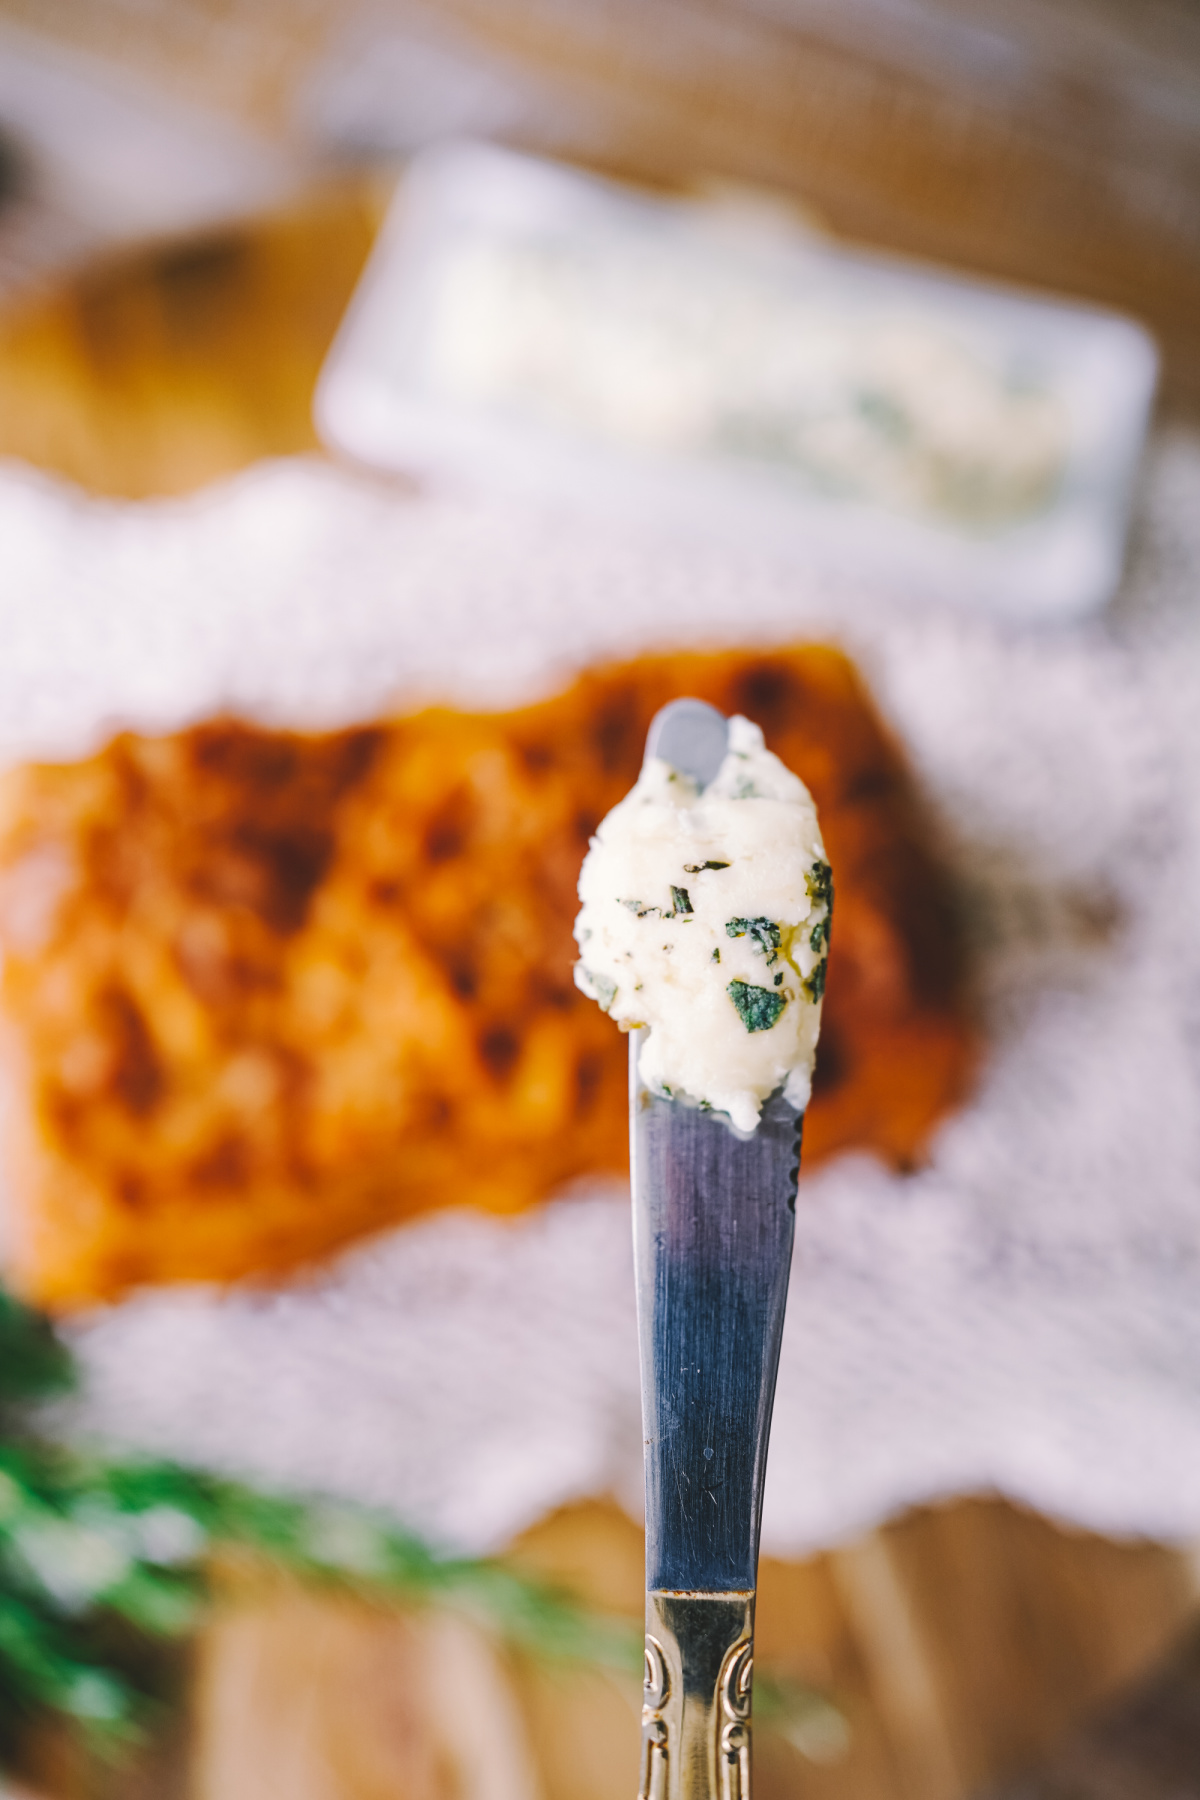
<box><xmin>574</xmin><ymin>715</ymin><xmax>831</xmax><ymax>1132</ymax></box>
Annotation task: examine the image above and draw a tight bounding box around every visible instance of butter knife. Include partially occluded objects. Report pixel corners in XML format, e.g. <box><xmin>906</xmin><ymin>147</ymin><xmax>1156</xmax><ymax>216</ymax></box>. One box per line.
<box><xmin>632</xmin><ymin>699</ymin><xmax>803</xmax><ymax>1800</ymax></box>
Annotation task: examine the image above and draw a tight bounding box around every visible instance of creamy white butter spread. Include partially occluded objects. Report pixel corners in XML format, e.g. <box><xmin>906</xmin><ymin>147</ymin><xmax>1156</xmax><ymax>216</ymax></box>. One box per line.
<box><xmin>428</xmin><ymin>234</ymin><xmax>1067</xmax><ymax>531</ymax></box>
<box><xmin>574</xmin><ymin>716</ymin><xmax>830</xmax><ymax>1131</ymax></box>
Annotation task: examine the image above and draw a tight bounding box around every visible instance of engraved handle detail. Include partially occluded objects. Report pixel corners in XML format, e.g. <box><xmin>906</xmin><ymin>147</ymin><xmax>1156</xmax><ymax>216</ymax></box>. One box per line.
<box><xmin>639</xmin><ymin>1636</ymin><xmax>671</xmax><ymax>1800</ymax></box>
<box><xmin>640</xmin><ymin>1593</ymin><xmax>755</xmax><ymax>1799</ymax></box>
<box><xmin>717</xmin><ymin>1640</ymin><xmax>753</xmax><ymax>1800</ymax></box>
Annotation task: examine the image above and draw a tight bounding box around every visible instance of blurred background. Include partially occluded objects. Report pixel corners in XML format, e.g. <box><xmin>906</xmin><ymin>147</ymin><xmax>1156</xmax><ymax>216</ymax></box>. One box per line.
<box><xmin>0</xmin><ymin>3</ymin><xmax>1199</xmax><ymax>1799</ymax></box>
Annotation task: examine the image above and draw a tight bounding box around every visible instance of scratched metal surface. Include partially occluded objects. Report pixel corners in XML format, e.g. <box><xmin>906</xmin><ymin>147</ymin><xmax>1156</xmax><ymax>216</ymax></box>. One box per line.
<box><xmin>631</xmin><ymin>1037</ymin><xmax>802</xmax><ymax>1593</ymax></box>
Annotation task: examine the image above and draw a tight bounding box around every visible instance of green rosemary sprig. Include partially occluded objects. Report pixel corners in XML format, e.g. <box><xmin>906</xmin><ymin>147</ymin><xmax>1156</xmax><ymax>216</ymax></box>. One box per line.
<box><xmin>0</xmin><ymin>1287</ymin><xmax>634</xmax><ymax>1764</ymax></box>
<box><xmin>0</xmin><ymin>1289</ymin><xmax>846</xmax><ymax>1773</ymax></box>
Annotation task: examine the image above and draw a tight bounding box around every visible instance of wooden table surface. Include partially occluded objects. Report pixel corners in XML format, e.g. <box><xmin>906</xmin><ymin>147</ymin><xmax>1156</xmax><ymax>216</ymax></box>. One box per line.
<box><xmin>4</xmin><ymin>0</ymin><xmax>1200</xmax><ymax>404</ymax></box>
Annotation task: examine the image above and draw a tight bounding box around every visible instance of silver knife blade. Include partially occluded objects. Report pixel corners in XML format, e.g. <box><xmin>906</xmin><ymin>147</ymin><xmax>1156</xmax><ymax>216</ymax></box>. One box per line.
<box><xmin>631</xmin><ymin>698</ymin><xmax>803</xmax><ymax>1800</ymax></box>
<box><xmin>632</xmin><ymin>1069</ymin><xmax>801</xmax><ymax>1595</ymax></box>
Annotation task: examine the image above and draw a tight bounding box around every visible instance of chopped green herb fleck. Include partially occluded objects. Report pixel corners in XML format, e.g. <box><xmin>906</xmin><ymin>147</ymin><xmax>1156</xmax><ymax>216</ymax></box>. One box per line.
<box><xmin>683</xmin><ymin>861</ymin><xmax>731</xmax><ymax>874</ymax></box>
<box><xmin>810</xmin><ymin>915</ymin><xmax>831</xmax><ymax>953</ymax></box>
<box><xmin>670</xmin><ymin>886</ymin><xmax>693</xmax><ymax>915</ymax></box>
<box><xmin>774</xmin><ymin>972</ymin><xmax>784</xmax><ymax>986</ymax></box>
<box><xmin>727</xmin><ymin>979</ymin><xmax>787</xmax><ymax>1033</ymax></box>
<box><xmin>711</xmin><ymin>947</ymin><xmax>721</xmax><ymax>963</ymax></box>
<box><xmin>803</xmin><ymin>959</ymin><xmax>828</xmax><ymax>1004</ymax></box>
<box><xmin>806</xmin><ymin>862</ymin><xmax>833</xmax><ymax>908</ymax></box>
<box><xmin>726</xmin><ymin>917</ymin><xmax>782</xmax><ymax>963</ymax></box>
<box><xmin>580</xmin><ymin>967</ymin><xmax>617</xmax><ymax>1012</ymax></box>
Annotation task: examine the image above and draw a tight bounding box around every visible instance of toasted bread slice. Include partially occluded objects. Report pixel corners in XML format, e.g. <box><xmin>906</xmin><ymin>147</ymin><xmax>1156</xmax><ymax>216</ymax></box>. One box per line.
<box><xmin>0</xmin><ymin>646</ymin><xmax>973</xmax><ymax>1307</ymax></box>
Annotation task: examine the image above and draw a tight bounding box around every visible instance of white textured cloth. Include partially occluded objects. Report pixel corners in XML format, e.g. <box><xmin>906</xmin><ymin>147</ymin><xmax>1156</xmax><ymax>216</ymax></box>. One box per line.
<box><xmin>5</xmin><ymin>432</ymin><xmax>1200</xmax><ymax>1556</ymax></box>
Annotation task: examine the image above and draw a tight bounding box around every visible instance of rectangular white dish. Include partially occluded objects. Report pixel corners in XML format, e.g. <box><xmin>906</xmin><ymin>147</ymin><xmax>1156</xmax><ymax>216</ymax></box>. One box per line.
<box><xmin>316</xmin><ymin>141</ymin><xmax>1158</xmax><ymax>623</ymax></box>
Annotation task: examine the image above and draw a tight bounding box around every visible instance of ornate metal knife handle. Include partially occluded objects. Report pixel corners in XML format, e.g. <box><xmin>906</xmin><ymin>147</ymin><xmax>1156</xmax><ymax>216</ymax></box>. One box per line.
<box><xmin>639</xmin><ymin>1593</ymin><xmax>755</xmax><ymax>1800</ymax></box>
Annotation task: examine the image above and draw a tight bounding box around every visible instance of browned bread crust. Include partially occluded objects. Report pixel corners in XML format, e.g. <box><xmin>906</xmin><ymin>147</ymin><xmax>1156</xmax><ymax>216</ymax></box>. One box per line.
<box><xmin>0</xmin><ymin>646</ymin><xmax>974</xmax><ymax>1308</ymax></box>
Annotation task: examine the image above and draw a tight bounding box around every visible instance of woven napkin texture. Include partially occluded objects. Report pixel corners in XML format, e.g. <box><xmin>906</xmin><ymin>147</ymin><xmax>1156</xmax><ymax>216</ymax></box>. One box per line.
<box><xmin>6</xmin><ymin>431</ymin><xmax>1200</xmax><ymax>1556</ymax></box>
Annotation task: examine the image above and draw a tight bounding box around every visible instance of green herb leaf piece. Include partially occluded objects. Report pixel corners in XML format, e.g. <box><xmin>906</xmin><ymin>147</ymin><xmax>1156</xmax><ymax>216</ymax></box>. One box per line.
<box><xmin>810</xmin><ymin>915</ymin><xmax>830</xmax><ymax>953</ymax></box>
<box><xmin>806</xmin><ymin>862</ymin><xmax>833</xmax><ymax>908</ymax></box>
<box><xmin>0</xmin><ymin>1290</ymin><xmax>75</xmax><ymax>1412</ymax></box>
<box><xmin>727</xmin><ymin>979</ymin><xmax>787</xmax><ymax>1032</ymax></box>
<box><xmin>670</xmin><ymin>886</ymin><xmax>693</xmax><ymax>915</ymax></box>
<box><xmin>683</xmin><ymin>861</ymin><xmax>731</xmax><ymax>873</ymax></box>
<box><xmin>579</xmin><ymin>967</ymin><xmax>617</xmax><ymax>1012</ymax></box>
<box><xmin>804</xmin><ymin>959</ymin><xmax>828</xmax><ymax>1003</ymax></box>
<box><xmin>726</xmin><ymin>917</ymin><xmax>782</xmax><ymax>962</ymax></box>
